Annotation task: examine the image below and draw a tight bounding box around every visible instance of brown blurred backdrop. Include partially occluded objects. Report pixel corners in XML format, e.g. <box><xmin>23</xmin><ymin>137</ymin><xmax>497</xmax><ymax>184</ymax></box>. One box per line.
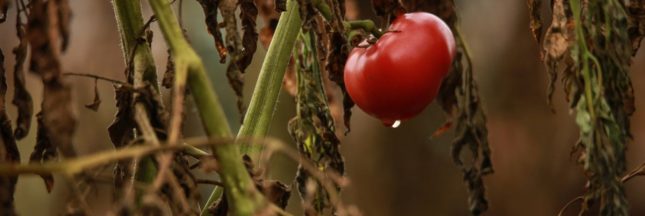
<box><xmin>0</xmin><ymin>0</ymin><xmax>644</xmax><ymax>215</ymax></box>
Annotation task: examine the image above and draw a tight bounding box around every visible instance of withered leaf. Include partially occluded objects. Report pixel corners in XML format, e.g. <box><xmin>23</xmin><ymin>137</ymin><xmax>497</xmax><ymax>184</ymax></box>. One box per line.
<box><xmin>108</xmin><ymin>85</ymin><xmax>136</xmax><ymax>191</ymax></box>
<box><xmin>290</xmin><ymin>32</ymin><xmax>344</xmax><ymax>215</ymax></box>
<box><xmin>237</xmin><ymin>0</ymin><xmax>259</xmax><ymax>73</ymax></box>
<box><xmin>419</xmin><ymin>1</ymin><xmax>493</xmax><ymax>215</ymax></box>
<box><xmin>197</xmin><ymin>0</ymin><xmax>228</xmax><ymax>62</ymax></box>
<box><xmin>220</xmin><ymin>0</ymin><xmax>246</xmax><ymax>115</ymax></box>
<box><xmin>536</xmin><ymin>0</ymin><xmax>633</xmax><ymax>214</ymax></box>
<box><xmin>27</xmin><ymin>0</ymin><xmax>77</xmax><ymax>157</ymax></box>
<box><xmin>108</xmin><ymin>85</ymin><xmax>135</xmax><ymax>148</ymax></box>
<box><xmin>29</xmin><ymin>113</ymin><xmax>55</xmax><ymax>193</ymax></box>
<box><xmin>527</xmin><ymin>0</ymin><xmax>543</xmax><ymax>42</ymax></box>
<box><xmin>162</xmin><ymin>49</ymin><xmax>174</xmax><ymax>89</ymax></box>
<box><xmin>541</xmin><ymin>0</ymin><xmax>572</xmax><ymax>106</ymax></box>
<box><xmin>0</xmin><ymin>49</ymin><xmax>20</xmax><ymax>215</ymax></box>
<box><xmin>12</xmin><ymin>5</ymin><xmax>33</xmax><ymax>140</ymax></box>
<box><xmin>326</xmin><ymin>31</ymin><xmax>353</xmax><ymax>133</ymax></box>
<box><xmin>439</xmin><ymin>43</ymin><xmax>493</xmax><ymax>215</ymax></box>
<box><xmin>84</xmin><ymin>79</ymin><xmax>101</xmax><ymax>111</ymax></box>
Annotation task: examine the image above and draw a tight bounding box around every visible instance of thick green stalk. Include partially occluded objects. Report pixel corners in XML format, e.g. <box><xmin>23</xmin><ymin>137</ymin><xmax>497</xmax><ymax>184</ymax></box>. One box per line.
<box><xmin>237</xmin><ymin>0</ymin><xmax>301</xmax><ymax>154</ymax></box>
<box><xmin>112</xmin><ymin>0</ymin><xmax>158</xmax><ymax>87</ymax></box>
<box><xmin>203</xmin><ymin>0</ymin><xmax>302</xmax><ymax>213</ymax></box>
<box><xmin>147</xmin><ymin>0</ymin><xmax>264</xmax><ymax>215</ymax></box>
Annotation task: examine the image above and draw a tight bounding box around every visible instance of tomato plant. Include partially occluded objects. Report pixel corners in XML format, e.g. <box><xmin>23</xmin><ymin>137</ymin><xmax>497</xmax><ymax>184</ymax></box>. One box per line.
<box><xmin>344</xmin><ymin>12</ymin><xmax>456</xmax><ymax>126</ymax></box>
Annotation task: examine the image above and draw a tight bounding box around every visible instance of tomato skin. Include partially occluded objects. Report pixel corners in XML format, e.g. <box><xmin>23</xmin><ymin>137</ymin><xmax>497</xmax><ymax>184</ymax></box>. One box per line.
<box><xmin>344</xmin><ymin>12</ymin><xmax>456</xmax><ymax>125</ymax></box>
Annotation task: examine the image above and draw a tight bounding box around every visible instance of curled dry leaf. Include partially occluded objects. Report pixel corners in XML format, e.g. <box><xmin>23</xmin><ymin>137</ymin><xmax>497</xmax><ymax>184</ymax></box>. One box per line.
<box><xmin>238</xmin><ymin>0</ymin><xmax>259</xmax><ymax>73</ymax></box>
<box><xmin>412</xmin><ymin>1</ymin><xmax>493</xmax><ymax>215</ymax></box>
<box><xmin>541</xmin><ymin>0</ymin><xmax>572</xmax><ymax>106</ymax></box>
<box><xmin>290</xmin><ymin>32</ymin><xmax>344</xmax><ymax>215</ymax></box>
<box><xmin>27</xmin><ymin>0</ymin><xmax>77</xmax><ymax>157</ymax></box>
<box><xmin>218</xmin><ymin>0</ymin><xmax>247</xmax><ymax>115</ymax></box>
<box><xmin>0</xmin><ymin>50</ymin><xmax>20</xmax><ymax>215</ymax></box>
<box><xmin>29</xmin><ymin>113</ymin><xmax>56</xmax><ymax>193</ymax></box>
<box><xmin>162</xmin><ymin>49</ymin><xmax>174</xmax><ymax>89</ymax></box>
<box><xmin>12</xmin><ymin>2</ymin><xmax>34</xmax><ymax>140</ymax></box>
<box><xmin>196</xmin><ymin>0</ymin><xmax>228</xmax><ymax>62</ymax></box>
<box><xmin>536</xmin><ymin>0</ymin><xmax>634</xmax><ymax>214</ymax></box>
<box><xmin>323</xmin><ymin>0</ymin><xmax>354</xmax><ymax>133</ymax></box>
<box><xmin>108</xmin><ymin>86</ymin><xmax>136</xmax><ymax>189</ymax></box>
<box><xmin>325</xmin><ymin>31</ymin><xmax>353</xmax><ymax>133</ymax></box>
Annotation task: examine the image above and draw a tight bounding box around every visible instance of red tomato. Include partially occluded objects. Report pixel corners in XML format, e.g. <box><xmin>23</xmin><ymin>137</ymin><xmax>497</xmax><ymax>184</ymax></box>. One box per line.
<box><xmin>344</xmin><ymin>12</ymin><xmax>456</xmax><ymax>127</ymax></box>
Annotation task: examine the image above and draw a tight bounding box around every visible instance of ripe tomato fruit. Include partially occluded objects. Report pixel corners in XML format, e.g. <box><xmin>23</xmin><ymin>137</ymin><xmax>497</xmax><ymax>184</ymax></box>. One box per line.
<box><xmin>344</xmin><ymin>12</ymin><xmax>456</xmax><ymax>127</ymax></box>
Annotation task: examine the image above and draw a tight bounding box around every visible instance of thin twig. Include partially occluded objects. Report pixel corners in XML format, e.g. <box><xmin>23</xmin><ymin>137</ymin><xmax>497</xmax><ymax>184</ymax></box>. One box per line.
<box><xmin>196</xmin><ymin>179</ymin><xmax>224</xmax><ymax>187</ymax></box>
<box><xmin>63</xmin><ymin>72</ymin><xmax>131</xmax><ymax>87</ymax></box>
<box><xmin>0</xmin><ymin>136</ymin><xmax>278</xmax><ymax>177</ymax></box>
<box><xmin>558</xmin><ymin>196</ymin><xmax>585</xmax><ymax>216</ymax></box>
<box><xmin>621</xmin><ymin>162</ymin><xmax>645</xmax><ymax>183</ymax></box>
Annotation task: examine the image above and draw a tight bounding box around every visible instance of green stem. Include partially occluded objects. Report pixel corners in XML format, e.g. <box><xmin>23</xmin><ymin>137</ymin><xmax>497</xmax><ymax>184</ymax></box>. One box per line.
<box><xmin>312</xmin><ymin>0</ymin><xmax>332</xmax><ymax>20</ymax></box>
<box><xmin>147</xmin><ymin>0</ymin><xmax>264</xmax><ymax>215</ymax></box>
<box><xmin>237</xmin><ymin>0</ymin><xmax>302</xmax><ymax>154</ymax></box>
<box><xmin>344</xmin><ymin>20</ymin><xmax>383</xmax><ymax>38</ymax></box>
<box><xmin>111</xmin><ymin>0</ymin><xmax>159</xmax><ymax>201</ymax></box>
<box><xmin>204</xmin><ymin>0</ymin><xmax>303</xmax><ymax>213</ymax></box>
<box><xmin>312</xmin><ymin>0</ymin><xmax>383</xmax><ymax>38</ymax></box>
<box><xmin>112</xmin><ymin>0</ymin><xmax>158</xmax><ymax>88</ymax></box>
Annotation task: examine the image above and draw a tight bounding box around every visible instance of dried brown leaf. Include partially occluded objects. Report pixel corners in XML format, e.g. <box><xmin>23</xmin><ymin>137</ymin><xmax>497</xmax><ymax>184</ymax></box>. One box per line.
<box><xmin>162</xmin><ymin>49</ymin><xmax>174</xmax><ymax>89</ymax></box>
<box><xmin>29</xmin><ymin>113</ymin><xmax>56</xmax><ymax>193</ymax></box>
<box><xmin>219</xmin><ymin>0</ymin><xmax>246</xmax><ymax>115</ymax></box>
<box><xmin>27</xmin><ymin>0</ymin><xmax>77</xmax><ymax>157</ymax></box>
<box><xmin>238</xmin><ymin>0</ymin><xmax>259</xmax><ymax>72</ymax></box>
<box><xmin>291</xmin><ymin>32</ymin><xmax>344</xmax><ymax>215</ymax></box>
<box><xmin>0</xmin><ymin>49</ymin><xmax>20</xmax><ymax>215</ymax></box>
<box><xmin>197</xmin><ymin>0</ymin><xmax>228</xmax><ymax>62</ymax></box>
<box><xmin>12</xmin><ymin>4</ymin><xmax>33</xmax><ymax>140</ymax></box>
<box><xmin>542</xmin><ymin>0</ymin><xmax>572</xmax><ymax>106</ymax></box>
<box><xmin>417</xmin><ymin>1</ymin><xmax>492</xmax><ymax>215</ymax></box>
<box><xmin>108</xmin><ymin>86</ymin><xmax>135</xmax><ymax>148</ymax></box>
<box><xmin>326</xmin><ymin>31</ymin><xmax>353</xmax><ymax>133</ymax></box>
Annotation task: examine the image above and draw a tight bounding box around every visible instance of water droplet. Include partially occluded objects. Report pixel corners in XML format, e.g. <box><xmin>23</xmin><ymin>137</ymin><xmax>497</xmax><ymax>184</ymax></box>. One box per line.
<box><xmin>391</xmin><ymin>120</ymin><xmax>401</xmax><ymax>128</ymax></box>
<box><xmin>382</xmin><ymin>119</ymin><xmax>402</xmax><ymax>128</ymax></box>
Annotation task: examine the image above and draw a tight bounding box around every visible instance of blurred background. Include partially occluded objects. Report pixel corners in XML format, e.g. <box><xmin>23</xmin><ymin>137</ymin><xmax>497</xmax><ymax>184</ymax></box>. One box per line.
<box><xmin>0</xmin><ymin>0</ymin><xmax>644</xmax><ymax>215</ymax></box>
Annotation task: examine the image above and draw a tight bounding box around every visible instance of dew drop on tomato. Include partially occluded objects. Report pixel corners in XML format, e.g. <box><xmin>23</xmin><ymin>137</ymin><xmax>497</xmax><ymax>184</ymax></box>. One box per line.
<box><xmin>382</xmin><ymin>119</ymin><xmax>402</xmax><ymax>128</ymax></box>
